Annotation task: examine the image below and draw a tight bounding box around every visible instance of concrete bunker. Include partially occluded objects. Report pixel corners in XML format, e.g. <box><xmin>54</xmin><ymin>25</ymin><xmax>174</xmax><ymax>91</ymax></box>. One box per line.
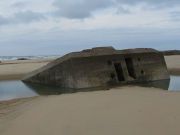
<box><xmin>23</xmin><ymin>47</ymin><xmax>170</xmax><ymax>90</ymax></box>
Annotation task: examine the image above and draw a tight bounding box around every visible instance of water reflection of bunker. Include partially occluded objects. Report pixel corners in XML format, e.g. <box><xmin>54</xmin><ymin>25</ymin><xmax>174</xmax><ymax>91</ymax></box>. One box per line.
<box><xmin>23</xmin><ymin>47</ymin><xmax>170</xmax><ymax>90</ymax></box>
<box><xmin>0</xmin><ymin>76</ymin><xmax>179</xmax><ymax>101</ymax></box>
<box><xmin>25</xmin><ymin>79</ymin><xmax>171</xmax><ymax>95</ymax></box>
<box><xmin>136</xmin><ymin>79</ymin><xmax>170</xmax><ymax>90</ymax></box>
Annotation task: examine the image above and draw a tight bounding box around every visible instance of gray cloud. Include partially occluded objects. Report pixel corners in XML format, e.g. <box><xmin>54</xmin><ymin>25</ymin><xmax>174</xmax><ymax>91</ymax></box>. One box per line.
<box><xmin>0</xmin><ymin>11</ymin><xmax>46</xmax><ymax>26</ymax></box>
<box><xmin>115</xmin><ymin>0</ymin><xmax>180</xmax><ymax>6</ymax></box>
<box><xmin>0</xmin><ymin>16</ymin><xmax>9</xmax><ymax>25</ymax></box>
<box><xmin>116</xmin><ymin>0</ymin><xmax>180</xmax><ymax>11</ymax></box>
<box><xmin>14</xmin><ymin>11</ymin><xmax>46</xmax><ymax>23</ymax></box>
<box><xmin>53</xmin><ymin>0</ymin><xmax>114</xmax><ymax>19</ymax></box>
<box><xmin>1</xmin><ymin>0</ymin><xmax>180</xmax><ymax>25</ymax></box>
<box><xmin>52</xmin><ymin>0</ymin><xmax>180</xmax><ymax>19</ymax></box>
<box><xmin>169</xmin><ymin>11</ymin><xmax>180</xmax><ymax>21</ymax></box>
<box><xmin>11</xmin><ymin>2</ymin><xmax>27</xmax><ymax>8</ymax></box>
<box><xmin>3</xmin><ymin>0</ymin><xmax>180</xmax><ymax>22</ymax></box>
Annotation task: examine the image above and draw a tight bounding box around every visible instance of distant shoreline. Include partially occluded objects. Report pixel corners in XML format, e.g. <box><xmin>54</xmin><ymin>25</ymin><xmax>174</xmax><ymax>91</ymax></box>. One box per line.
<box><xmin>0</xmin><ymin>55</ymin><xmax>59</xmax><ymax>62</ymax></box>
<box><xmin>162</xmin><ymin>50</ymin><xmax>180</xmax><ymax>56</ymax></box>
<box><xmin>0</xmin><ymin>49</ymin><xmax>179</xmax><ymax>62</ymax></box>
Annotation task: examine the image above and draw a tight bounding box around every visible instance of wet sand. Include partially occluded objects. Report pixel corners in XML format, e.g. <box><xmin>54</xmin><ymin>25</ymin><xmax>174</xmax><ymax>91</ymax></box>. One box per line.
<box><xmin>0</xmin><ymin>55</ymin><xmax>180</xmax><ymax>135</ymax></box>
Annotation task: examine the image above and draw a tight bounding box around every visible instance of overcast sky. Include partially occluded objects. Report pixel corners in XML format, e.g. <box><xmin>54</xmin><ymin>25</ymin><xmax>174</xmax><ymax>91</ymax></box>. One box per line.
<box><xmin>0</xmin><ymin>0</ymin><xmax>180</xmax><ymax>56</ymax></box>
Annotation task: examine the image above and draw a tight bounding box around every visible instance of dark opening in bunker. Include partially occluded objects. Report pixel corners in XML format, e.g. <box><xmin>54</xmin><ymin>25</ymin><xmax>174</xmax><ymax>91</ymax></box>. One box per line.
<box><xmin>125</xmin><ymin>58</ymin><xmax>136</xmax><ymax>79</ymax></box>
<box><xmin>114</xmin><ymin>63</ymin><xmax>125</xmax><ymax>82</ymax></box>
<box><xmin>141</xmin><ymin>70</ymin><xmax>145</xmax><ymax>75</ymax></box>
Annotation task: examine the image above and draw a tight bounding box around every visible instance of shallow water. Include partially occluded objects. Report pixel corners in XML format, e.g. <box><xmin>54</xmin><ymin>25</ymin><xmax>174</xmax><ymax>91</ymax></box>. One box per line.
<box><xmin>0</xmin><ymin>81</ymin><xmax>38</xmax><ymax>101</ymax></box>
<box><xmin>141</xmin><ymin>76</ymin><xmax>180</xmax><ymax>91</ymax></box>
<box><xmin>0</xmin><ymin>76</ymin><xmax>179</xmax><ymax>101</ymax></box>
<box><xmin>169</xmin><ymin>76</ymin><xmax>180</xmax><ymax>91</ymax></box>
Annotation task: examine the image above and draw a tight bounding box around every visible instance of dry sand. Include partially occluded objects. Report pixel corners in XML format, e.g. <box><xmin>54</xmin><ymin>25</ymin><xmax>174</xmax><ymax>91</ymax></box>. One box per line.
<box><xmin>0</xmin><ymin>59</ymin><xmax>54</xmax><ymax>80</ymax></box>
<box><xmin>0</xmin><ymin>55</ymin><xmax>180</xmax><ymax>135</ymax></box>
<box><xmin>165</xmin><ymin>55</ymin><xmax>180</xmax><ymax>75</ymax></box>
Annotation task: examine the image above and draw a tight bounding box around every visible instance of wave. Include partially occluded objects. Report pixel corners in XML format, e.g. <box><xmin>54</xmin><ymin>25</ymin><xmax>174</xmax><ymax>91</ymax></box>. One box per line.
<box><xmin>0</xmin><ymin>55</ymin><xmax>60</xmax><ymax>61</ymax></box>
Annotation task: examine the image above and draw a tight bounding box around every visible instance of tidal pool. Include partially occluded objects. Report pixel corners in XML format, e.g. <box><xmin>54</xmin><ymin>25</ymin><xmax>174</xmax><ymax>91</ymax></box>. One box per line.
<box><xmin>0</xmin><ymin>76</ymin><xmax>179</xmax><ymax>101</ymax></box>
<box><xmin>0</xmin><ymin>80</ymin><xmax>38</xmax><ymax>101</ymax></box>
<box><xmin>169</xmin><ymin>76</ymin><xmax>180</xmax><ymax>91</ymax></box>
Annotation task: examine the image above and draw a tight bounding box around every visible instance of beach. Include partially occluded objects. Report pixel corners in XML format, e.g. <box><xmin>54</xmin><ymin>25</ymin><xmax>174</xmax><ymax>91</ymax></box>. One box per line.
<box><xmin>0</xmin><ymin>55</ymin><xmax>180</xmax><ymax>135</ymax></box>
<box><xmin>165</xmin><ymin>55</ymin><xmax>180</xmax><ymax>75</ymax></box>
<box><xmin>0</xmin><ymin>59</ymin><xmax>53</xmax><ymax>80</ymax></box>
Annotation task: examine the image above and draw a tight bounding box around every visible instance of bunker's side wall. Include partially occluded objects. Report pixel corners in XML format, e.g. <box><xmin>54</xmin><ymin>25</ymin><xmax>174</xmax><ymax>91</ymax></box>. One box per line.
<box><xmin>24</xmin><ymin>59</ymin><xmax>75</xmax><ymax>88</ymax></box>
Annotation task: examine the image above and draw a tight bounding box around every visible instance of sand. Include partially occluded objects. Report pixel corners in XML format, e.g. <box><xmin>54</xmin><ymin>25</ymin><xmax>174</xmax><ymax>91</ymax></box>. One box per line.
<box><xmin>165</xmin><ymin>55</ymin><xmax>180</xmax><ymax>75</ymax></box>
<box><xmin>0</xmin><ymin>55</ymin><xmax>180</xmax><ymax>135</ymax></box>
<box><xmin>0</xmin><ymin>59</ymin><xmax>54</xmax><ymax>80</ymax></box>
<box><xmin>2</xmin><ymin>87</ymin><xmax>180</xmax><ymax>135</ymax></box>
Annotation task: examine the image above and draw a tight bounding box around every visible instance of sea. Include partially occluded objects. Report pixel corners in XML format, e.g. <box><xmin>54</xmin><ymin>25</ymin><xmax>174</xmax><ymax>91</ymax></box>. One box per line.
<box><xmin>0</xmin><ymin>55</ymin><xmax>60</xmax><ymax>61</ymax></box>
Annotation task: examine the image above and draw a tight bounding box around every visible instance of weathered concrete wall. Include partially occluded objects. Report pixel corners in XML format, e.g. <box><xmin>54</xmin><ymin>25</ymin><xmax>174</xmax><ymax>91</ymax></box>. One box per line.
<box><xmin>68</xmin><ymin>53</ymin><xmax>169</xmax><ymax>89</ymax></box>
<box><xmin>23</xmin><ymin>48</ymin><xmax>169</xmax><ymax>89</ymax></box>
<box><xmin>24</xmin><ymin>60</ymin><xmax>75</xmax><ymax>88</ymax></box>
